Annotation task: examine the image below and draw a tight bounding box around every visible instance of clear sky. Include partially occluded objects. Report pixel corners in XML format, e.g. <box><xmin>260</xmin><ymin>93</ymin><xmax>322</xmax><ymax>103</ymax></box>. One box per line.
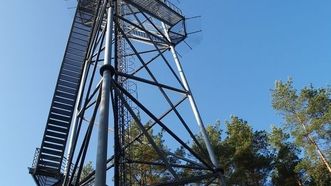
<box><xmin>1</xmin><ymin>0</ymin><xmax>331</xmax><ymax>185</ymax></box>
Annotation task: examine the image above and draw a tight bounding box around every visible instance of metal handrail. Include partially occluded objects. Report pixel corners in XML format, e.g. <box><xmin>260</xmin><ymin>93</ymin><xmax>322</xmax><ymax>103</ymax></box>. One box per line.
<box><xmin>163</xmin><ymin>0</ymin><xmax>183</xmax><ymax>15</ymax></box>
<box><xmin>31</xmin><ymin>148</ymin><xmax>41</xmax><ymax>168</ymax></box>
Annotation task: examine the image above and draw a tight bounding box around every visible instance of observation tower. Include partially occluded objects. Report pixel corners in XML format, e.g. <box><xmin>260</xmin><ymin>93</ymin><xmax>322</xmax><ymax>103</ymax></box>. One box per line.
<box><xmin>29</xmin><ymin>0</ymin><xmax>226</xmax><ymax>185</ymax></box>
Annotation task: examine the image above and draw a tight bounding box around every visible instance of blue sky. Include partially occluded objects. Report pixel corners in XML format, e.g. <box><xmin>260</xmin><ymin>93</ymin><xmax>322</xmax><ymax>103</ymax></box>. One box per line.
<box><xmin>1</xmin><ymin>0</ymin><xmax>331</xmax><ymax>185</ymax></box>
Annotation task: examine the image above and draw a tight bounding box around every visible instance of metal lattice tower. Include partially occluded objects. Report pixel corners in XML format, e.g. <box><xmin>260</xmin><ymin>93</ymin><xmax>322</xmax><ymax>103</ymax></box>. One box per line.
<box><xmin>29</xmin><ymin>0</ymin><xmax>226</xmax><ymax>185</ymax></box>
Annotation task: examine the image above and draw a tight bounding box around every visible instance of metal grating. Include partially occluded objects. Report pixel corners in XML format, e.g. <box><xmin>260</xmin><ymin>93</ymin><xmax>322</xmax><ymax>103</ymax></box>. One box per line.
<box><xmin>124</xmin><ymin>0</ymin><xmax>184</xmax><ymax>26</ymax></box>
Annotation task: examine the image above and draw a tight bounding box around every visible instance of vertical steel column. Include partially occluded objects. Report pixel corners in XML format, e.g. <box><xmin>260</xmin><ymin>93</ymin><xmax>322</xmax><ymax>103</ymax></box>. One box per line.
<box><xmin>162</xmin><ymin>23</ymin><xmax>226</xmax><ymax>186</ymax></box>
<box><xmin>95</xmin><ymin>3</ymin><xmax>114</xmax><ymax>186</ymax></box>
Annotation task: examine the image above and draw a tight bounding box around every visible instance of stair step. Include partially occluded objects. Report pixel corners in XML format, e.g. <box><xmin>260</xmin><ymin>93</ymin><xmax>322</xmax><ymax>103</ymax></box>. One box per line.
<box><xmin>58</xmin><ymin>79</ymin><xmax>78</xmax><ymax>88</ymax></box>
<box><xmin>40</xmin><ymin>154</ymin><xmax>62</xmax><ymax>163</ymax></box>
<box><xmin>43</xmin><ymin>142</ymin><xmax>64</xmax><ymax>151</ymax></box>
<box><xmin>64</xmin><ymin>52</ymin><xmax>85</xmax><ymax>63</ymax></box>
<box><xmin>71</xmin><ymin>30</ymin><xmax>90</xmax><ymax>38</ymax></box>
<box><xmin>48</xmin><ymin>118</ymin><xmax>70</xmax><ymax>127</ymax></box>
<box><xmin>59</xmin><ymin>74</ymin><xmax>80</xmax><ymax>84</ymax></box>
<box><xmin>71</xmin><ymin>34</ymin><xmax>90</xmax><ymax>43</ymax></box>
<box><xmin>67</xmin><ymin>45</ymin><xmax>86</xmax><ymax>53</ymax></box>
<box><xmin>45</xmin><ymin>130</ymin><xmax>67</xmax><ymax>139</ymax></box>
<box><xmin>49</xmin><ymin>113</ymin><xmax>71</xmax><ymax>123</ymax></box>
<box><xmin>56</xmin><ymin>85</ymin><xmax>77</xmax><ymax>95</ymax></box>
<box><xmin>61</xmin><ymin>67</ymin><xmax>81</xmax><ymax>76</ymax></box>
<box><xmin>50</xmin><ymin>107</ymin><xmax>72</xmax><ymax>118</ymax></box>
<box><xmin>60</xmin><ymin>68</ymin><xmax>81</xmax><ymax>79</ymax></box>
<box><xmin>55</xmin><ymin>91</ymin><xmax>76</xmax><ymax>101</ymax></box>
<box><xmin>53</xmin><ymin>96</ymin><xmax>75</xmax><ymax>106</ymax></box>
<box><xmin>60</xmin><ymin>74</ymin><xmax>79</xmax><ymax>81</ymax></box>
<box><xmin>52</xmin><ymin>102</ymin><xmax>75</xmax><ymax>111</ymax></box>
<box><xmin>62</xmin><ymin>64</ymin><xmax>82</xmax><ymax>74</ymax></box>
<box><xmin>73</xmin><ymin>22</ymin><xmax>92</xmax><ymax>33</ymax></box>
<box><xmin>40</xmin><ymin>148</ymin><xmax>63</xmax><ymax>157</ymax></box>
<box><xmin>65</xmin><ymin>53</ymin><xmax>86</xmax><ymax>63</ymax></box>
<box><xmin>46</xmin><ymin>124</ymin><xmax>68</xmax><ymax>134</ymax></box>
<box><xmin>64</xmin><ymin>55</ymin><xmax>83</xmax><ymax>64</ymax></box>
<box><xmin>68</xmin><ymin>39</ymin><xmax>88</xmax><ymax>48</ymax></box>
<box><xmin>38</xmin><ymin>160</ymin><xmax>60</xmax><ymax>169</ymax></box>
<box><xmin>44</xmin><ymin>137</ymin><xmax>65</xmax><ymax>146</ymax></box>
<box><xmin>63</xmin><ymin>62</ymin><xmax>83</xmax><ymax>73</ymax></box>
<box><xmin>57</xmin><ymin>80</ymin><xmax>78</xmax><ymax>90</ymax></box>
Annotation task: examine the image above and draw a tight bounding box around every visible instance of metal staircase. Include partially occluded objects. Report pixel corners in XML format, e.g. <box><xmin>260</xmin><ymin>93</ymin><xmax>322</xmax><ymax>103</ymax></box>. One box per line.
<box><xmin>29</xmin><ymin>1</ymin><xmax>99</xmax><ymax>185</ymax></box>
<box><xmin>30</xmin><ymin>0</ymin><xmax>194</xmax><ymax>185</ymax></box>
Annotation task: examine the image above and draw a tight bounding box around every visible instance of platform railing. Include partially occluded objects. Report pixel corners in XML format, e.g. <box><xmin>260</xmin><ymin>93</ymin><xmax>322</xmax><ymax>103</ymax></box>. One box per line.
<box><xmin>163</xmin><ymin>0</ymin><xmax>183</xmax><ymax>15</ymax></box>
<box><xmin>31</xmin><ymin>148</ymin><xmax>41</xmax><ymax>169</ymax></box>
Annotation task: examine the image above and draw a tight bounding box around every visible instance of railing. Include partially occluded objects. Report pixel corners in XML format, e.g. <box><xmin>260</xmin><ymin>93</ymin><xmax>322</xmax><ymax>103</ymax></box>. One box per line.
<box><xmin>163</xmin><ymin>0</ymin><xmax>183</xmax><ymax>15</ymax></box>
<box><xmin>61</xmin><ymin>156</ymin><xmax>76</xmax><ymax>176</ymax></box>
<box><xmin>31</xmin><ymin>148</ymin><xmax>41</xmax><ymax>169</ymax></box>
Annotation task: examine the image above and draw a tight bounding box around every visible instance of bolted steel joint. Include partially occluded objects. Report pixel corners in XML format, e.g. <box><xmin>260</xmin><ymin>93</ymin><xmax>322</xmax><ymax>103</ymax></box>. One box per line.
<box><xmin>100</xmin><ymin>64</ymin><xmax>115</xmax><ymax>77</ymax></box>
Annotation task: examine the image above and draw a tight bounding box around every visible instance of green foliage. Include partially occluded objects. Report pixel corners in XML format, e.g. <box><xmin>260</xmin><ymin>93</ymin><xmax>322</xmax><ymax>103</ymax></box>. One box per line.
<box><xmin>224</xmin><ymin>117</ymin><xmax>273</xmax><ymax>185</ymax></box>
<box><xmin>269</xmin><ymin>127</ymin><xmax>302</xmax><ymax>186</ymax></box>
<box><xmin>272</xmin><ymin>80</ymin><xmax>331</xmax><ymax>146</ymax></box>
<box><xmin>80</xmin><ymin>161</ymin><xmax>94</xmax><ymax>181</ymax></box>
<box><xmin>193</xmin><ymin>116</ymin><xmax>273</xmax><ymax>185</ymax></box>
<box><xmin>272</xmin><ymin>80</ymin><xmax>331</xmax><ymax>183</ymax></box>
<box><xmin>124</xmin><ymin>121</ymin><xmax>169</xmax><ymax>185</ymax></box>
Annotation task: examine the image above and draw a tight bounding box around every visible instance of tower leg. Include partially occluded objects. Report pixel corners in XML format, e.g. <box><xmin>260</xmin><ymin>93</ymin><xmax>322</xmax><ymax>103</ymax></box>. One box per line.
<box><xmin>95</xmin><ymin>4</ymin><xmax>114</xmax><ymax>186</ymax></box>
<box><xmin>162</xmin><ymin>23</ymin><xmax>226</xmax><ymax>186</ymax></box>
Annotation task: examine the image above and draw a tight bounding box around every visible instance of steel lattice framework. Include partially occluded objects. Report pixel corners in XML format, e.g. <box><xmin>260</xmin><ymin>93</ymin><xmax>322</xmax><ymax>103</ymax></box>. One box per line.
<box><xmin>29</xmin><ymin>0</ymin><xmax>226</xmax><ymax>185</ymax></box>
